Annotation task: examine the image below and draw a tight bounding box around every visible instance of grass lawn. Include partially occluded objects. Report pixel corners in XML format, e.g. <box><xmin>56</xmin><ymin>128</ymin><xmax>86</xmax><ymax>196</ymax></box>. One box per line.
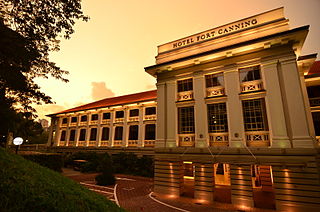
<box><xmin>0</xmin><ymin>147</ymin><xmax>125</xmax><ymax>212</ymax></box>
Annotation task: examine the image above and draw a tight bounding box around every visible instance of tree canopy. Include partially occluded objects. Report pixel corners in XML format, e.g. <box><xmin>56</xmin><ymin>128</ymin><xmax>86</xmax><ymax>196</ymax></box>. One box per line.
<box><xmin>0</xmin><ymin>0</ymin><xmax>88</xmax><ymax>135</ymax></box>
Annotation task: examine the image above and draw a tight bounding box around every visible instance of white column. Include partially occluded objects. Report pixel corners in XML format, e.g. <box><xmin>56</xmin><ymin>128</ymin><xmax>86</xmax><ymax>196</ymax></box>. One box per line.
<box><xmin>279</xmin><ymin>56</ymin><xmax>313</xmax><ymax>148</ymax></box>
<box><xmin>85</xmin><ymin>113</ymin><xmax>90</xmax><ymax>146</ymax></box>
<box><xmin>138</xmin><ymin>106</ymin><xmax>144</xmax><ymax>147</ymax></box>
<box><xmin>122</xmin><ymin>107</ymin><xmax>128</xmax><ymax>147</ymax></box>
<box><xmin>261</xmin><ymin>60</ymin><xmax>290</xmax><ymax>148</ymax></box>
<box><xmin>96</xmin><ymin>112</ymin><xmax>102</xmax><ymax>147</ymax></box>
<box><xmin>156</xmin><ymin>82</ymin><xmax>166</xmax><ymax>148</ymax></box>
<box><xmin>110</xmin><ymin>110</ymin><xmax>116</xmax><ymax>147</ymax></box>
<box><xmin>193</xmin><ymin>71</ymin><xmax>208</xmax><ymax>148</ymax></box>
<box><xmin>224</xmin><ymin>65</ymin><xmax>245</xmax><ymax>148</ymax></box>
<box><xmin>166</xmin><ymin>80</ymin><xmax>177</xmax><ymax>148</ymax></box>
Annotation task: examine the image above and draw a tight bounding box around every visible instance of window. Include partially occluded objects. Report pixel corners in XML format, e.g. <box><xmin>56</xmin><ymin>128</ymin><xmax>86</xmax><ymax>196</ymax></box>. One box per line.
<box><xmin>145</xmin><ymin>107</ymin><xmax>156</xmax><ymax>115</ymax></box>
<box><xmin>60</xmin><ymin>130</ymin><xmax>66</xmax><ymax>141</ymax></box>
<box><xmin>216</xmin><ymin>163</ymin><xmax>224</xmax><ymax>175</ymax></box>
<box><xmin>129</xmin><ymin>109</ymin><xmax>139</xmax><ymax>117</ymax></box>
<box><xmin>69</xmin><ymin>130</ymin><xmax>76</xmax><ymax>141</ymax></box>
<box><xmin>239</xmin><ymin>65</ymin><xmax>261</xmax><ymax>82</ymax></box>
<box><xmin>178</xmin><ymin>106</ymin><xmax>195</xmax><ymax>134</ymax></box>
<box><xmin>114</xmin><ymin>126</ymin><xmax>123</xmax><ymax>140</ymax></box>
<box><xmin>145</xmin><ymin>124</ymin><xmax>156</xmax><ymax>140</ymax></box>
<box><xmin>242</xmin><ymin>98</ymin><xmax>268</xmax><ymax>131</ymax></box>
<box><xmin>89</xmin><ymin>128</ymin><xmax>97</xmax><ymax>141</ymax></box>
<box><xmin>101</xmin><ymin>127</ymin><xmax>110</xmax><ymax>140</ymax></box>
<box><xmin>79</xmin><ymin>129</ymin><xmax>86</xmax><ymax>141</ymax></box>
<box><xmin>207</xmin><ymin>103</ymin><xmax>228</xmax><ymax>133</ymax></box>
<box><xmin>129</xmin><ymin>125</ymin><xmax>139</xmax><ymax>140</ymax></box>
<box><xmin>115</xmin><ymin>111</ymin><xmax>124</xmax><ymax>118</ymax></box>
<box><xmin>91</xmin><ymin>114</ymin><xmax>99</xmax><ymax>121</ymax></box>
<box><xmin>71</xmin><ymin>117</ymin><xmax>77</xmax><ymax>123</ymax></box>
<box><xmin>80</xmin><ymin>115</ymin><xmax>87</xmax><ymax>122</ymax></box>
<box><xmin>103</xmin><ymin>112</ymin><xmax>111</xmax><ymax>119</ymax></box>
<box><xmin>307</xmin><ymin>86</ymin><xmax>320</xmax><ymax>98</ymax></box>
<box><xmin>205</xmin><ymin>73</ymin><xmax>224</xmax><ymax>88</ymax></box>
<box><xmin>62</xmin><ymin>118</ymin><xmax>68</xmax><ymax>124</ymax></box>
<box><xmin>177</xmin><ymin>78</ymin><xmax>193</xmax><ymax>92</ymax></box>
<box><xmin>312</xmin><ymin>112</ymin><xmax>320</xmax><ymax>136</ymax></box>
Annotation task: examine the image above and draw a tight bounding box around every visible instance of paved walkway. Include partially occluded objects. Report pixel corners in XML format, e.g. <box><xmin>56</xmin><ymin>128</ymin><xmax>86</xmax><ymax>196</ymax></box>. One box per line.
<box><xmin>62</xmin><ymin>169</ymin><xmax>273</xmax><ymax>212</ymax></box>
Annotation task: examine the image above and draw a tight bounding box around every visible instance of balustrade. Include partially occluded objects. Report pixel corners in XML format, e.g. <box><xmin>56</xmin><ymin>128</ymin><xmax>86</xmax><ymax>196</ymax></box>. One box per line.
<box><xmin>245</xmin><ymin>131</ymin><xmax>270</xmax><ymax>147</ymax></box>
<box><xmin>241</xmin><ymin>80</ymin><xmax>263</xmax><ymax>93</ymax></box>
<box><xmin>177</xmin><ymin>90</ymin><xmax>193</xmax><ymax>101</ymax></box>
<box><xmin>209</xmin><ymin>132</ymin><xmax>229</xmax><ymax>146</ymax></box>
<box><xmin>178</xmin><ymin>134</ymin><xmax>195</xmax><ymax>147</ymax></box>
<box><xmin>206</xmin><ymin>86</ymin><xmax>225</xmax><ymax>97</ymax></box>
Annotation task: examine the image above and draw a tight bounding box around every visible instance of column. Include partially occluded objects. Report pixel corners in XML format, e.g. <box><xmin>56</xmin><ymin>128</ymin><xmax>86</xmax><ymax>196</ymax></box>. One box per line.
<box><xmin>156</xmin><ymin>82</ymin><xmax>166</xmax><ymax>148</ymax></box>
<box><xmin>47</xmin><ymin>117</ymin><xmax>56</xmax><ymax>146</ymax></box>
<box><xmin>230</xmin><ymin>164</ymin><xmax>254</xmax><ymax>208</ymax></box>
<box><xmin>224</xmin><ymin>65</ymin><xmax>245</xmax><ymax>148</ymax></box>
<box><xmin>279</xmin><ymin>55</ymin><xmax>313</xmax><ymax>147</ymax></box>
<box><xmin>261</xmin><ymin>60</ymin><xmax>290</xmax><ymax>148</ymax></box>
<box><xmin>138</xmin><ymin>106</ymin><xmax>144</xmax><ymax>147</ymax></box>
<box><xmin>110</xmin><ymin>110</ymin><xmax>116</xmax><ymax>147</ymax></box>
<box><xmin>194</xmin><ymin>163</ymin><xmax>214</xmax><ymax>201</ymax></box>
<box><xmin>122</xmin><ymin>107</ymin><xmax>128</xmax><ymax>147</ymax></box>
<box><xmin>96</xmin><ymin>112</ymin><xmax>102</xmax><ymax>147</ymax></box>
<box><xmin>193</xmin><ymin>72</ymin><xmax>208</xmax><ymax>148</ymax></box>
<box><xmin>166</xmin><ymin>80</ymin><xmax>177</xmax><ymax>148</ymax></box>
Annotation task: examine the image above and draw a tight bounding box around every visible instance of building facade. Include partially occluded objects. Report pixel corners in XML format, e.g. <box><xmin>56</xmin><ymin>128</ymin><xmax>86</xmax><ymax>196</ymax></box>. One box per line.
<box><xmin>48</xmin><ymin>7</ymin><xmax>320</xmax><ymax>211</ymax></box>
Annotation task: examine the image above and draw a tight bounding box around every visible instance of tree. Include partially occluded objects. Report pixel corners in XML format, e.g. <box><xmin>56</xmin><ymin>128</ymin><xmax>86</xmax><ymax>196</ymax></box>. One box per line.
<box><xmin>0</xmin><ymin>0</ymin><xmax>88</xmax><ymax>135</ymax></box>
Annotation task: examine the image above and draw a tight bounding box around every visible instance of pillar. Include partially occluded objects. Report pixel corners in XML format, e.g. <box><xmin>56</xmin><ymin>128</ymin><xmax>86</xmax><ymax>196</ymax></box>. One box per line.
<box><xmin>194</xmin><ymin>163</ymin><xmax>214</xmax><ymax>201</ymax></box>
<box><xmin>166</xmin><ymin>80</ymin><xmax>177</xmax><ymax>148</ymax></box>
<box><xmin>156</xmin><ymin>82</ymin><xmax>166</xmax><ymax>148</ymax></box>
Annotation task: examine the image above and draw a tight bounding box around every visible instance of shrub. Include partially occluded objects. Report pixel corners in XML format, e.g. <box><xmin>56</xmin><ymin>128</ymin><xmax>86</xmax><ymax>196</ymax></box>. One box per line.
<box><xmin>65</xmin><ymin>152</ymin><xmax>103</xmax><ymax>173</ymax></box>
<box><xmin>23</xmin><ymin>153</ymin><xmax>63</xmax><ymax>172</ymax></box>
<box><xmin>96</xmin><ymin>154</ymin><xmax>116</xmax><ymax>186</ymax></box>
<box><xmin>0</xmin><ymin>148</ymin><xmax>124</xmax><ymax>212</ymax></box>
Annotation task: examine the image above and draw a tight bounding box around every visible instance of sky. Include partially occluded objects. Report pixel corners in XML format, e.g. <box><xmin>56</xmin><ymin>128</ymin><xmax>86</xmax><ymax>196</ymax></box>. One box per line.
<box><xmin>35</xmin><ymin>0</ymin><xmax>320</xmax><ymax>120</ymax></box>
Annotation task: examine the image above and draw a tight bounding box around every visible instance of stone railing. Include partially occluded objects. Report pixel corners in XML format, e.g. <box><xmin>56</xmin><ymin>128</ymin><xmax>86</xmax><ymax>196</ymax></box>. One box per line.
<box><xmin>101</xmin><ymin>119</ymin><xmax>111</xmax><ymax>125</ymax></box>
<box><xmin>128</xmin><ymin>116</ymin><xmax>139</xmax><ymax>122</ymax></box>
<box><xmin>61</xmin><ymin>123</ymin><xmax>68</xmax><ymax>127</ymax></box>
<box><xmin>79</xmin><ymin>121</ymin><xmax>87</xmax><ymax>126</ymax></box>
<box><xmin>114</xmin><ymin>118</ymin><xmax>124</xmax><ymax>123</ymax></box>
<box><xmin>100</xmin><ymin>141</ymin><xmax>109</xmax><ymax>146</ymax></box>
<box><xmin>88</xmin><ymin>141</ymin><xmax>96</xmax><ymax>147</ymax></box>
<box><xmin>128</xmin><ymin>140</ymin><xmax>138</xmax><ymax>147</ymax></box>
<box><xmin>177</xmin><ymin>90</ymin><xmax>193</xmax><ymax>101</ymax></box>
<box><xmin>144</xmin><ymin>140</ymin><xmax>155</xmax><ymax>147</ymax></box>
<box><xmin>245</xmin><ymin>131</ymin><xmax>270</xmax><ymax>147</ymax></box>
<box><xmin>89</xmin><ymin>120</ymin><xmax>98</xmax><ymax>125</ymax></box>
<box><xmin>113</xmin><ymin>140</ymin><xmax>122</xmax><ymax>147</ymax></box>
<box><xmin>241</xmin><ymin>80</ymin><xmax>263</xmax><ymax>93</ymax></box>
<box><xmin>178</xmin><ymin>134</ymin><xmax>195</xmax><ymax>147</ymax></box>
<box><xmin>309</xmin><ymin>97</ymin><xmax>320</xmax><ymax>107</ymax></box>
<box><xmin>67</xmin><ymin>141</ymin><xmax>75</xmax><ymax>146</ymax></box>
<box><xmin>77</xmin><ymin>141</ymin><xmax>86</xmax><ymax>147</ymax></box>
<box><xmin>58</xmin><ymin>140</ymin><xmax>66</xmax><ymax>146</ymax></box>
<box><xmin>69</xmin><ymin>122</ymin><xmax>77</xmax><ymax>127</ymax></box>
<box><xmin>209</xmin><ymin>132</ymin><xmax>229</xmax><ymax>147</ymax></box>
<box><xmin>206</xmin><ymin>86</ymin><xmax>225</xmax><ymax>97</ymax></box>
<box><xmin>144</xmin><ymin>114</ymin><xmax>156</xmax><ymax>121</ymax></box>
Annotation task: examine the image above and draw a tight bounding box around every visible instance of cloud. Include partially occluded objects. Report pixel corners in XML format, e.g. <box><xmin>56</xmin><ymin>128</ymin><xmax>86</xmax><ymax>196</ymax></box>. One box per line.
<box><xmin>91</xmin><ymin>82</ymin><xmax>115</xmax><ymax>100</ymax></box>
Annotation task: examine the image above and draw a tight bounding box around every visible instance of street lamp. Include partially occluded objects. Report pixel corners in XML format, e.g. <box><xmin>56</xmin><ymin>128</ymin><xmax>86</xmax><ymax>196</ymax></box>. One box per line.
<box><xmin>13</xmin><ymin>137</ymin><xmax>23</xmax><ymax>154</ymax></box>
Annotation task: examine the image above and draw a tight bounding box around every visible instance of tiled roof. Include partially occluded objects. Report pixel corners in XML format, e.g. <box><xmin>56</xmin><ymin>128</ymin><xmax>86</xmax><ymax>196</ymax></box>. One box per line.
<box><xmin>47</xmin><ymin>90</ymin><xmax>157</xmax><ymax>116</ymax></box>
<box><xmin>308</xmin><ymin>61</ymin><xmax>320</xmax><ymax>75</ymax></box>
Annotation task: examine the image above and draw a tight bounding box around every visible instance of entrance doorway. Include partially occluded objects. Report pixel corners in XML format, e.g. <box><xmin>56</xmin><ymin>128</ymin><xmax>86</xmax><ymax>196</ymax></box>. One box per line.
<box><xmin>181</xmin><ymin>161</ymin><xmax>194</xmax><ymax>198</ymax></box>
<box><xmin>251</xmin><ymin>165</ymin><xmax>276</xmax><ymax>209</ymax></box>
<box><xmin>214</xmin><ymin>163</ymin><xmax>231</xmax><ymax>203</ymax></box>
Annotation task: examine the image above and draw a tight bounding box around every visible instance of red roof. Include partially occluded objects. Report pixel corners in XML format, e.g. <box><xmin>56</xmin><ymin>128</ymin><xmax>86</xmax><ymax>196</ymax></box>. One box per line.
<box><xmin>48</xmin><ymin>90</ymin><xmax>157</xmax><ymax>116</ymax></box>
<box><xmin>308</xmin><ymin>61</ymin><xmax>320</xmax><ymax>75</ymax></box>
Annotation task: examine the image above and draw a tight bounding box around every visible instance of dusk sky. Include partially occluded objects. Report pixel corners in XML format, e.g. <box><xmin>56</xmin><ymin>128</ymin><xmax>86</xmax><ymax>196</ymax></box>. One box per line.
<box><xmin>35</xmin><ymin>0</ymin><xmax>320</xmax><ymax>120</ymax></box>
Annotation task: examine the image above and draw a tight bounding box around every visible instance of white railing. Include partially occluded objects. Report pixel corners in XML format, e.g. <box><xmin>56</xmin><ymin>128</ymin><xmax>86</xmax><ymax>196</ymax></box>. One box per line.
<box><xmin>77</xmin><ymin>141</ymin><xmax>86</xmax><ymax>147</ymax></box>
<box><xmin>67</xmin><ymin>141</ymin><xmax>75</xmax><ymax>146</ymax></box>
<box><xmin>144</xmin><ymin>140</ymin><xmax>155</xmax><ymax>147</ymax></box>
<box><xmin>101</xmin><ymin>119</ymin><xmax>110</xmax><ymax>125</ymax></box>
<box><xmin>113</xmin><ymin>140</ymin><xmax>122</xmax><ymax>147</ymax></box>
<box><xmin>88</xmin><ymin>141</ymin><xmax>96</xmax><ymax>147</ymax></box>
<box><xmin>241</xmin><ymin>80</ymin><xmax>263</xmax><ymax>93</ymax></box>
<box><xmin>128</xmin><ymin>140</ymin><xmax>138</xmax><ymax>147</ymax></box>
<box><xmin>114</xmin><ymin>118</ymin><xmax>124</xmax><ymax>123</ymax></box>
<box><xmin>144</xmin><ymin>114</ymin><xmax>156</xmax><ymax>120</ymax></box>
<box><xmin>79</xmin><ymin>122</ymin><xmax>87</xmax><ymax>126</ymax></box>
<box><xmin>206</xmin><ymin>86</ymin><xmax>225</xmax><ymax>97</ymax></box>
<box><xmin>69</xmin><ymin>122</ymin><xmax>77</xmax><ymax>127</ymax></box>
<box><xmin>245</xmin><ymin>131</ymin><xmax>270</xmax><ymax>147</ymax></box>
<box><xmin>128</xmin><ymin>117</ymin><xmax>139</xmax><ymax>122</ymax></box>
<box><xmin>61</xmin><ymin>123</ymin><xmax>68</xmax><ymax>127</ymax></box>
<box><xmin>90</xmin><ymin>120</ymin><xmax>98</xmax><ymax>125</ymax></box>
<box><xmin>100</xmin><ymin>141</ymin><xmax>109</xmax><ymax>146</ymax></box>
<box><xmin>209</xmin><ymin>132</ymin><xmax>229</xmax><ymax>146</ymax></box>
<box><xmin>177</xmin><ymin>90</ymin><xmax>193</xmax><ymax>101</ymax></box>
<box><xmin>178</xmin><ymin>134</ymin><xmax>195</xmax><ymax>147</ymax></box>
<box><xmin>309</xmin><ymin>97</ymin><xmax>320</xmax><ymax>107</ymax></box>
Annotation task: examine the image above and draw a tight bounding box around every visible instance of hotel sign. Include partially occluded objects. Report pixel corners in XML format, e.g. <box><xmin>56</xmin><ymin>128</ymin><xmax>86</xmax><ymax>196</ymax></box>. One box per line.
<box><xmin>158</xmin><ymin>7</ymin><xmax>285</xmax><ymax>53</ymax></box>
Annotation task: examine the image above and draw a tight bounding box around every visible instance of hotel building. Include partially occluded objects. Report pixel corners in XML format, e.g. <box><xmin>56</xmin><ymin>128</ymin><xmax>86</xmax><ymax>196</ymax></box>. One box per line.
<box><xmin>48</xmin><ymin>8</ymin><xmax>320</xmax><ymax>211</ymax></box>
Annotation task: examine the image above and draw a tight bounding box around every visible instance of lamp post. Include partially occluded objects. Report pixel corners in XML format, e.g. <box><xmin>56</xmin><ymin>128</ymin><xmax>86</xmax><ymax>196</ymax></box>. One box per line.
<box><xmin>13</xmin><ymin>137</ymin><xmax>23</xmax><ymax>154</ymax></box>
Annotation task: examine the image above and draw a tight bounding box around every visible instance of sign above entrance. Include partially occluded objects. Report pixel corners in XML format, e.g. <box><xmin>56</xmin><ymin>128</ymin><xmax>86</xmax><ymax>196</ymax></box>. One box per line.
<box><xmin>158</xmin><ymin>7</ymin><xmax>285</xmax><ymax>54</ymax></box>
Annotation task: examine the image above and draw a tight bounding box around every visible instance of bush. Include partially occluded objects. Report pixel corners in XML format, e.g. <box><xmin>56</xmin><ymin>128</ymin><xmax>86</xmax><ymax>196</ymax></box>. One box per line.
<box><xmin>64</xmin><ymin>152</ymin><xmax>103</xmax><ymax>173</ymax></box>
<box><xmin>0</xmin><ymin>148</ymin><xmax>124</xmax><ymax>212</ymax></box>
<box><xmin>96</xmin><ymin>154</ymin><xmax>116</xmax><ymax>186</ymax></box>
<box><xmin>23</xmin><ymin>153</ymin><xmax>63</xmax><ymax>172</ymax></box>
